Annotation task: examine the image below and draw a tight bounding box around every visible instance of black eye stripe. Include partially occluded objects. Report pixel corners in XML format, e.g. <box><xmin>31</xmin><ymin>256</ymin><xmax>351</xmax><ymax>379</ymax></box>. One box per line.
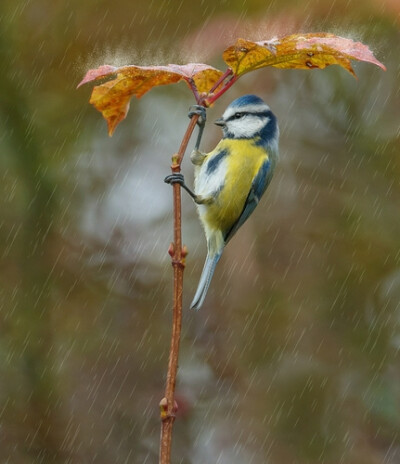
<box><xmin>228</xmin><ymin>111</ymin><xmax>247</xmax><ymax>120</ymax></box>
<box><xmin>225</xmin><ymin>110</ymin><xmax>272</xmax><ymax>122</ymax></box>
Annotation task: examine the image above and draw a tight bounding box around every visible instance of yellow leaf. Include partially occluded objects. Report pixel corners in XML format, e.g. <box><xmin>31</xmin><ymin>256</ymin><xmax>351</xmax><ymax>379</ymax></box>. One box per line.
<box><xmin>78</xmin><ymin>63</ymin><xmax>224</xmax><ymax>136</ymax></box>
<box><xmin>223</xmin><ymin>33</ymin><xmax>386</xmax><ymax>78</ymax></box>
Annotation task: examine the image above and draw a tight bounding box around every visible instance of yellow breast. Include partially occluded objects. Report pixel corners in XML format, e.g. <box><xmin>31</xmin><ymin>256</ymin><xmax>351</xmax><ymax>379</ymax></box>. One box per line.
<box><xmin>204</xmin><ymin>139</ymin><xmax>268</xmax><ymax>232</ymax></box>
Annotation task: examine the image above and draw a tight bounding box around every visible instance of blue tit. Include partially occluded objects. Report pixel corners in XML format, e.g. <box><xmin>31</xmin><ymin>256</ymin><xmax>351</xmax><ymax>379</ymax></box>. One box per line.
<box><xmin>165</xmin><ymin>95</ymin><xmax>279</xmax><ymax>310</ymax></box>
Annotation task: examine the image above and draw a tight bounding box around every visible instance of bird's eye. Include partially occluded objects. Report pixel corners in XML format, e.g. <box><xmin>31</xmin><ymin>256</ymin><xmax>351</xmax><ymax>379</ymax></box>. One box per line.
<box><xmin>234</xmin><ymin>112</ymin><xmax>242</xmax><ymax>119</ymax></box>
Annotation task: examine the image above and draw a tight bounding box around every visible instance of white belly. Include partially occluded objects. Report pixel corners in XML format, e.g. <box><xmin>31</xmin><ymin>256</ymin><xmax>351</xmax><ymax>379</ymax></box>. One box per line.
<box><xmin>194</xmin><ymin>157</ymin><xmax>228</xmax><ymax>197</ymax></box>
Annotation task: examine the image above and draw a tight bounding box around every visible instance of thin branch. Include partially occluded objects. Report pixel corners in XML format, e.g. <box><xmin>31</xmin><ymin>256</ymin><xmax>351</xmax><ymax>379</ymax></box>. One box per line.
<box><xmin>206</xmin><ymin>72</ymin><xmax>239</xmax><ymax>105</ymax></box>
<box><xmin>159</xmin><ymin>70</ymin><xmax>238</xmax><ymax>463</ymax></box>
<box><xmin>209</xmin><ymin>68</ymin><xmax>233</xmax><ymax>94</ymax></box>
<box><xmin>159</xmin><ymin>113</ymin><xmax>199</xmax><ymax>464</ymax></box>
<box><xmin>187</xmin><ymin>78</ymin><xmax>202</xmax><ymax>105</ymax></box>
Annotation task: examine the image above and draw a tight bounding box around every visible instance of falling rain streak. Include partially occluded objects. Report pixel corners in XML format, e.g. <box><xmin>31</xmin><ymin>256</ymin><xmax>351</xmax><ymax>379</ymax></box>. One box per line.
<box><xmin>0</xmin><ymin>0</ymin><xmax>399</xmax><ymax>463</ymax></box>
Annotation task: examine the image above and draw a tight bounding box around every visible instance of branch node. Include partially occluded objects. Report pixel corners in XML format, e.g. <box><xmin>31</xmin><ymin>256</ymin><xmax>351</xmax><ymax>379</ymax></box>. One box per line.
<box><xmin>159</xmin><ymin>397</ymin><xmax>169</xmax><ymax>420</ymax></box>
<box><xmin>172</xmin><ymin>259</ymin><xmax>186</xmax><ymax>269</ymax></box>
<box><xmin>173</xmin><ymin>400</ymin><xmax>178</xmax><ymax>414</ymax></box>
<box><xmin>159</xmin><ymin>398</ymin><xmax>178</xmax><ymax>421</ymax></box>
<box><xmin>171</xmin><ymin>154</ymin><xmax>180</xmax><ymax>169</ymax></box>
<box><xmin>168</xmin><ymin>242</ymin><xmax>175</xmax><ymax>257</ymax></box>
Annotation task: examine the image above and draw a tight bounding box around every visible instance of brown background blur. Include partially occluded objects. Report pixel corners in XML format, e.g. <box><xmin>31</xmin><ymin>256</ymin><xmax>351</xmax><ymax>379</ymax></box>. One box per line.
<box><xmin>0</xmin><ymin>0</ymin><xmax>399</xmax><ymax>463</ymax></box>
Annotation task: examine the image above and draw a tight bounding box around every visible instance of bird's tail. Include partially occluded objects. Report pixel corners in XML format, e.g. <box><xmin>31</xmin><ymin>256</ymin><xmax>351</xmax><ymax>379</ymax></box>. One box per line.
<box><xmin>190</xmin><ymin>250</ymin><xmax>222</xmax><ymax>310</ymax></box>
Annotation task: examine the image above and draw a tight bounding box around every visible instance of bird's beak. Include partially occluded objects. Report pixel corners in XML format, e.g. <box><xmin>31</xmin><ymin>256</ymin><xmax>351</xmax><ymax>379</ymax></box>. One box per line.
<box><xmin>214</xmin><ymin>118</ymin><xmax>225</xmax><ymax>127</ymax></box>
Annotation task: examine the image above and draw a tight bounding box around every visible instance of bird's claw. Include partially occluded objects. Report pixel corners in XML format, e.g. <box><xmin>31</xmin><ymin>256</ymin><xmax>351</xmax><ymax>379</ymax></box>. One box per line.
<box><xmin>164</xmin><ymin>173</ymin><xmax>185</xmax><ymax>185</ymax></box>
<box><xmin>188</xmin><ymin>105</ymin><xmax>206</xmax><ymax>127</ymax></box>
<box><xmin>164</xmin><ymin>173</ymin><xmax>198</xmax><ymax>201</ymax></box>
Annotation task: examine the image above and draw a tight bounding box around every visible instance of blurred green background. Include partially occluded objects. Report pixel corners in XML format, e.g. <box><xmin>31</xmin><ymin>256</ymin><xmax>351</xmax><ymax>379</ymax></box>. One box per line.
<box><xmin>0</xmin><ymin>0</ymin><xmax>399</xmax><ymax>463</ymax></box>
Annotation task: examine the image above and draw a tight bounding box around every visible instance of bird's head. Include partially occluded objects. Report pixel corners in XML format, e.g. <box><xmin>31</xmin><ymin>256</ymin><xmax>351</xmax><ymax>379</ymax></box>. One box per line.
<box><xmin>214</xmin><ymin>94</ymin><xmax>278</xmax><ymax>143</ymax></box>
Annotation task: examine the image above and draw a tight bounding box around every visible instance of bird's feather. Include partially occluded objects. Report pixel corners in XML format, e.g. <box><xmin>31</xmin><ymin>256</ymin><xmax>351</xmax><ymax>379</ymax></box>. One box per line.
<box><xmin>190</xmin><ymin>250</ymin><xmax>222</xmax><ymax>310</ymax></box>
<box><xmin>224</xmin><ymin>156</ymin><xmax>272</xmax><ymax>242</ymax></box>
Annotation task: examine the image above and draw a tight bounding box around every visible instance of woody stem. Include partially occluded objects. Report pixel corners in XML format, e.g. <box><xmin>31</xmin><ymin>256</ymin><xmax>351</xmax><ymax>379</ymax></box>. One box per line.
<box><xmin>159</xmin><ymin>114</ymin><xmax>199</xmax><ymax>464</ymax></box>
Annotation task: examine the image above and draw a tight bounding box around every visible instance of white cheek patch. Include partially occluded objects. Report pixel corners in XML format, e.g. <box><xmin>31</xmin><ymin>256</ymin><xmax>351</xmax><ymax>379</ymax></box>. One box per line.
<box><xmin>195</xmin><ymin>156</ymin><xmax>228</xmax><ymax>197</ymax></box>
<box><xmin>228</xmin><ymin>116</ymin><xmax>270</xmax><ymax>138</ymax></box>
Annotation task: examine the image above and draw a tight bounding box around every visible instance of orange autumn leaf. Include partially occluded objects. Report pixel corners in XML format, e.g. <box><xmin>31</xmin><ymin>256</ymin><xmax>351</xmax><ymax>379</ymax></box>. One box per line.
<box><xmin>77</xmin><ymin>63</ymin><xmax>224</xmax><ymax>135</ymax></box>
<box><xmin>79</xmin><ymin>33</ymin><xmax>385</xmax><ymax>135</ymax></box>
<box><xmin>223</xmin><ymin>33</ymin><xmax>386</xmax><ymax>78</ymax></box>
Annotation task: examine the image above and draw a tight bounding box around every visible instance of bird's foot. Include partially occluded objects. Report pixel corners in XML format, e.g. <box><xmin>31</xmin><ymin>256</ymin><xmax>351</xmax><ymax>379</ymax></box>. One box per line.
<box><xmin>188</xmin><ymin>105</ymin><xmax>206</xmax><ymax>128</ymax></box>
<box><xmin>164</xmin><ymin>173</ymin><xmax>185</xmax><ymax>186</ymax></box>
<box><xmin>164</xmin><ymin>173</ymin><xmax>197</xmax><ymax>200</ymax></box>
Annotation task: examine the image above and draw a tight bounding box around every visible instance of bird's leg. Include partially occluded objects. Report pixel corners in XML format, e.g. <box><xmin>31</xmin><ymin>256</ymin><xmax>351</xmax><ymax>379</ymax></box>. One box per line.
<box><xmin>164</xmin><ymin>173</ymin><xmax>213</xmax><ymax>205</ymax></box>
<box><xmin>164</xmin><ymin>173</ymin><xmax>196</xmax><ymax>200</ymax></box>
<box><xmin>165</xmin><ymin>107</ymin><xmax>210</xmax><ymax>202</ymax></box>
<box><xmin>188</xmin><ymin>105</ymin><xmax>207</xmax><ymax>165</ymax></box>
<box><xmin>194</xmin><ymin>194</ymin><xmax>214</xmax><ymax>205</ymax></box>
<box><xmin>188</xmin><ymin>105</ymin><xmax>207</xmax><ymax>151</ymax></box>
<box><xmin>190</xmin><ymin>149</ymin><xmax>207</xmax><ymax>166</ymax></box>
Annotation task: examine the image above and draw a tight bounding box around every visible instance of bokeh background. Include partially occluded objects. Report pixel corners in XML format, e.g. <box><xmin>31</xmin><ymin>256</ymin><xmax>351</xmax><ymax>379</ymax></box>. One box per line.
<box><xmin>1</xmin><ymin>0</ymin><xmax>399</xmax><ymax>463</ymax></box>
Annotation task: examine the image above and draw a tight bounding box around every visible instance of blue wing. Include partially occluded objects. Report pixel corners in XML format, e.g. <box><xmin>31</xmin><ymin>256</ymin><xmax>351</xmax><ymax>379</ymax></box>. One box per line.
<box><xmin>223</xmin><ymin>157</ymin><xmax>272</xmax><ymax>243</ymax></box>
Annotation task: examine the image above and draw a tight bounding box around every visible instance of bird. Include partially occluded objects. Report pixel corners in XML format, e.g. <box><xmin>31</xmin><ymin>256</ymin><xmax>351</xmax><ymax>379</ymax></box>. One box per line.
<box><xmin>165</xmin><ymin>94</ymin><xmax>279</xmax><ymax>310</ymax></box>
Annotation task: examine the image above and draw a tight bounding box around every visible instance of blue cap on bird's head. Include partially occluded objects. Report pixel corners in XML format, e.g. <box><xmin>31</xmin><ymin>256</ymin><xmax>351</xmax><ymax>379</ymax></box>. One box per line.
<box><xmin>214</xmin><ymin>94</ymin><xmax>278</xmax><ymax>142</ymax></box>
<box><xmin>229</xmin><ymin>94</ymin><xmax>267</xmax><ymax>108</ymax></box>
